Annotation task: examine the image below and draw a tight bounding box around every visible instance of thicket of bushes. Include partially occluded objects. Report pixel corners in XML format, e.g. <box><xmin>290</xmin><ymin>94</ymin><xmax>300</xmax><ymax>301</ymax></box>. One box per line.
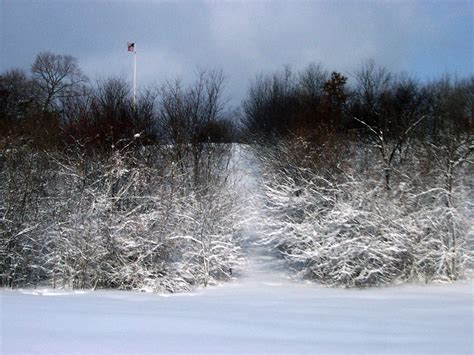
<box><xmin>0</xmin><ymin>143</ymin><xmax>244</xmax><ymax>291</ymax></box>
<box><xmin>255</xmin><ymin>137</ymin><xmax>471</xmax><ymax>286</ymax></box>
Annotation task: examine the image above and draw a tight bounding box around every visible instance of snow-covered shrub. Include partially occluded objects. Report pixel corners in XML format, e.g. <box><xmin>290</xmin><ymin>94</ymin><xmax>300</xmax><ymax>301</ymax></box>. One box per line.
<box><xmin>258</xmin><ymin>167</ymin><xmax>410</xmax><ymax>287</ymax></box>
<box><xmin>0</xmin><ymin>142</ymin><xmax>245</xmax><ymax>292</ymax></box>
<box><xmin>176</xmin><ymin>182</ymin><xmax>244</xmax><ymax>287</ymax></box>
<box><xmin>406</xmin><ymin>189</ymin><xmax>471</xmax><ymax>282</ymax></box>
<box><xmin>0</xmin><ymin>146</ymin><xmax>59</xmax><ymax>287</ymax></box>
<box><xmin>48</xmin><ymin>146</ymin><xmax>245</xmax><ymax>292</ymax></box>
<box><xmin>255</xmin><ymin>138</ymin><xmax>471</xmax><ymax>287</ymax></box>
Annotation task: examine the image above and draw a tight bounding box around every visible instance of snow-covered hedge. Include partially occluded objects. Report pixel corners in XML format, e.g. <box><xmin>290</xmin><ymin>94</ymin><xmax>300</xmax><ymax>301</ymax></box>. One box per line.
<box><xmin>256</xmin><ymin>138</ymin><xmax>471</xmax><ymax>287</ymax></box>
<box><xmin>0</xmin><ymin>144</ymin><xmax>245</xmax><ymax>292</ymax></box>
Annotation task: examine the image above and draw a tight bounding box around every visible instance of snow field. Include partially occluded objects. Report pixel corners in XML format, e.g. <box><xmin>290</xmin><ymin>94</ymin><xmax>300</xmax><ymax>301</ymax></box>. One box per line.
<box><xmin>1</xmin><ymin>280</ymin><xmax>472</xmax><ymax>354</ymax></box>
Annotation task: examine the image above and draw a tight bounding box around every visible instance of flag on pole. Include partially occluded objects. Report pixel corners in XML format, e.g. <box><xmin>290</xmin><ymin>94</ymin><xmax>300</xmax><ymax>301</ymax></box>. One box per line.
<box><xmin>128</xmin><ymin>42</ymin><xmax>137</xmax><ymax>106</ymax></box>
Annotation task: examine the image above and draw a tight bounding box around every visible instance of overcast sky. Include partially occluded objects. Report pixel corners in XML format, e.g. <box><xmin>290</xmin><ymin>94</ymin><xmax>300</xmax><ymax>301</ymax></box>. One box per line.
<box><xmin>1</xmin><ymin>0</ymin><xmax>472</xmax><ymax>104</ymax></box>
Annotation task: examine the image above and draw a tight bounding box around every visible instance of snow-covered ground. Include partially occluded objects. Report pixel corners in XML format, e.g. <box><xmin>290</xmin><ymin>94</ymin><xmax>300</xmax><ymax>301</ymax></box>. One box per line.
<box><xmin>1</xmin><ymin>276</ymin><xmax>472</xmax><ymax>354</ymax></box>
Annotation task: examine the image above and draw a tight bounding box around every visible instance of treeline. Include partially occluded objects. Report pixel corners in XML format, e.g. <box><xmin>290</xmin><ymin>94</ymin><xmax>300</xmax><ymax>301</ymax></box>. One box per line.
<box><xmin>0</xmin><ymin>52</ymin><xmax>236</xmax><ymax>152</ymax></box>
<box><xmin>243</xmin><ymin>63</ymin><xmax>473</xmax><ymax>286</ymax></box>
<box><xmin>243</xmin><ymin>62</ymin><xmax>471</xmax><ymax>142</ymax></box>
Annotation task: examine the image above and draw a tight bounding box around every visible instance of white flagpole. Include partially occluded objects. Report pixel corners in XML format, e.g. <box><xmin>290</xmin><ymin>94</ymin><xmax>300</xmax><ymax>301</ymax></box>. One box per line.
<box><xmin>133</xmin><ymin>43</ymin><xmax>137</xmax><ymax>107</ymax></box>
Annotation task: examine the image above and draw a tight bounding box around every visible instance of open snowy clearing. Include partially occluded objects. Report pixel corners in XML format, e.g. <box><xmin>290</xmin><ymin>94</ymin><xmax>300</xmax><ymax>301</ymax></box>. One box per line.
<box><xmin>1</xmin><ymin>275</ymin><xmax>472</xmax><ymax>354</ymax></box>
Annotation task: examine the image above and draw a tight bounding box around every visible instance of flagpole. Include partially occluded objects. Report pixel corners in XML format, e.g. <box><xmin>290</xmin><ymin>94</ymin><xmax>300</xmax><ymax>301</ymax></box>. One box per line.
<box><xmin>133</xmin><ymin>43</ymin><xmax>137</xmax><ymax>107</ymax></box>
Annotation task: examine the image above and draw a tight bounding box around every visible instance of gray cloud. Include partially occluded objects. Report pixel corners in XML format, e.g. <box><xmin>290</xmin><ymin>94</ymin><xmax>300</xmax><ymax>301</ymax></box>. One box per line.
<box><xmin>1</xmin><ymin>0</ymin><xmax>472</xmax><ymax>105</ymax></box>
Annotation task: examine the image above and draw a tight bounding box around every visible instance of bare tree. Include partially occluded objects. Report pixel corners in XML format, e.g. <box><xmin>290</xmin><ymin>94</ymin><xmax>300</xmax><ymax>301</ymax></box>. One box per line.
<box><xmin>242</xmin><ymin>66</ymin><xmax>297</xmax><ymax>137</ymax></box>
<box><xmin>297</xmin><ymin>63</ymin><xmax>328</xmax><ymax>103</ymax></box>
<box><xmin>351</xmin><ymin>63</ymin><xmax>428</xmax><ymax>189</ymax></box>
<box><xmin>158</xmin><ymin>69</ymin><xmax>228</xmax><ymax>184</ymax></box>
<box><xmin>0</xmin><ymin>69</ymin><xmax>35</xmax><ymax>120</ymax></box>
<box><xmin>31</xmin><ymin>51</ymin><xmax>87</xmax><ymax>112</ymax></box>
